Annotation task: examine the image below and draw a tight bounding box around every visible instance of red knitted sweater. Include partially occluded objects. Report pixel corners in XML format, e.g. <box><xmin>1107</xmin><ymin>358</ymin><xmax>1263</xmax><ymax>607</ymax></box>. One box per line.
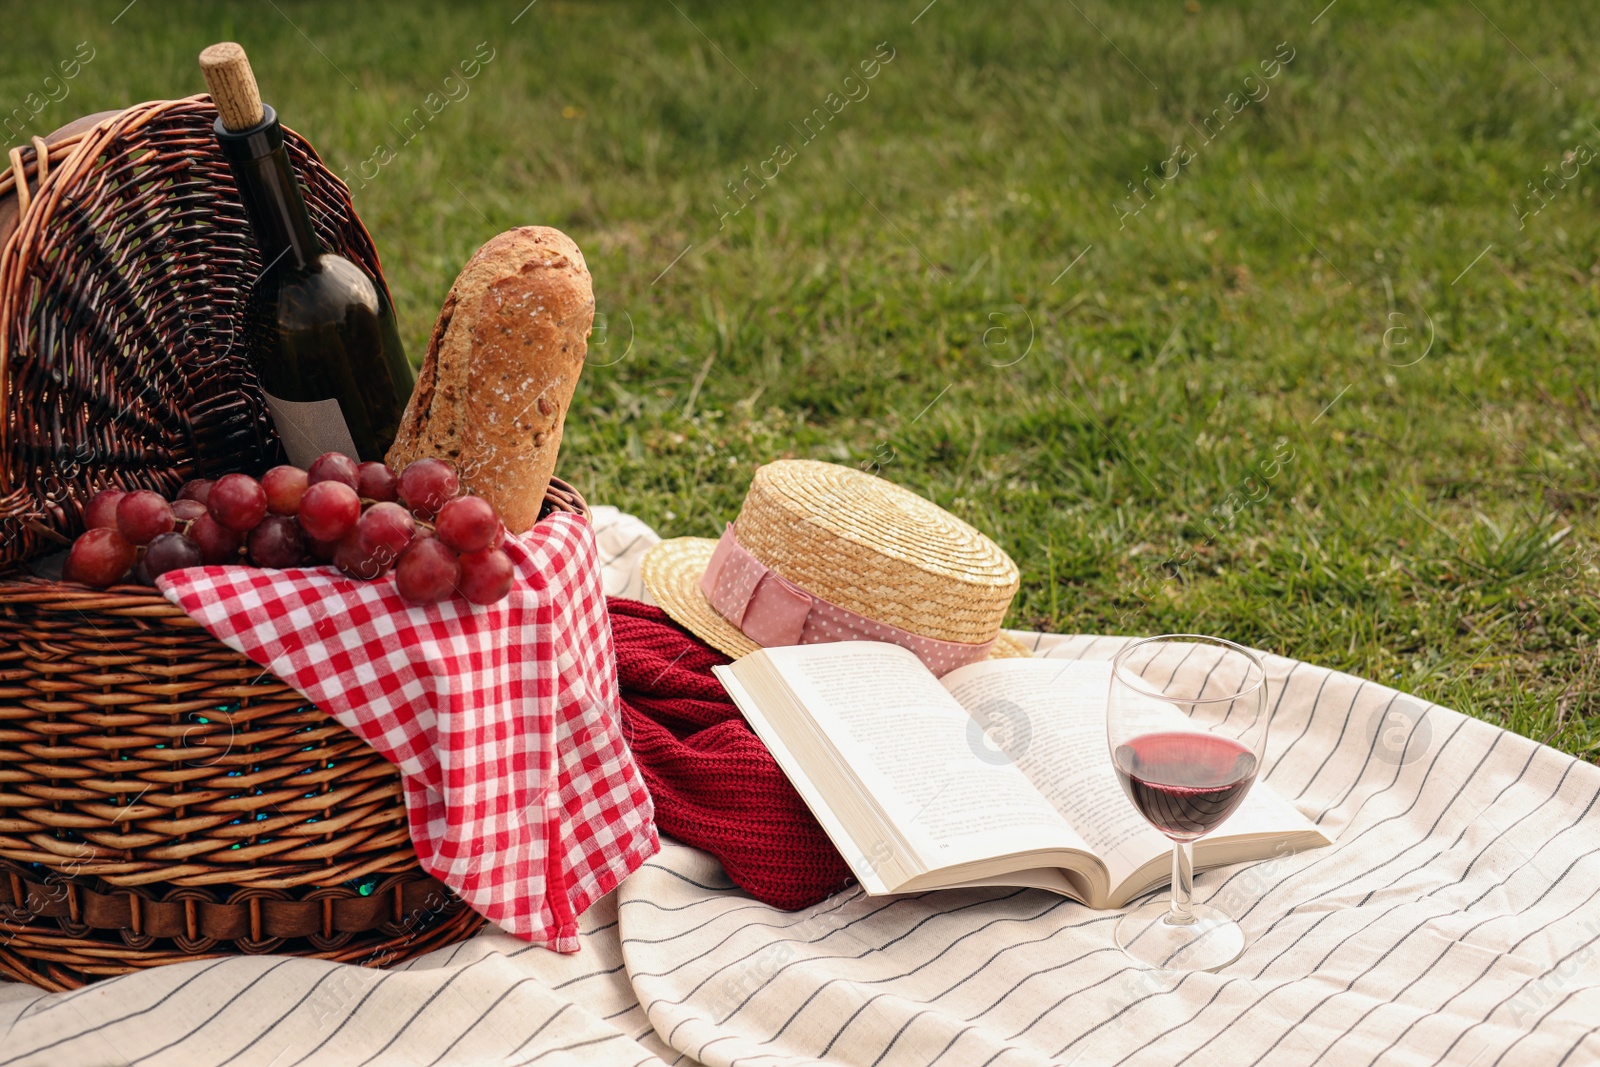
<box><xmin>607</xmin><ymin>597</ymin><xmax>853</xmax><ymax>910</ymax></box>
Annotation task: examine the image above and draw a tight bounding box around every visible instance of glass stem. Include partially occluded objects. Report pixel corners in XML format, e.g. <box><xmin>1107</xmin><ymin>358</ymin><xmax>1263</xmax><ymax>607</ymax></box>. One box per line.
<box><xmin>1166</xmin><ymin>840</ymin><xmax>1196</xmax><ymax>926</ymax></box>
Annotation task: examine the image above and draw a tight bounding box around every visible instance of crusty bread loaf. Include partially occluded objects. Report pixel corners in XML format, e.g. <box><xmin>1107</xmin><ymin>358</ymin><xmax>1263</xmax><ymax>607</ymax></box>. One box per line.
<box><xmin>387</xmin><ymin>226</ymin><xmax>594</xmax><ymax>533</ymax></box>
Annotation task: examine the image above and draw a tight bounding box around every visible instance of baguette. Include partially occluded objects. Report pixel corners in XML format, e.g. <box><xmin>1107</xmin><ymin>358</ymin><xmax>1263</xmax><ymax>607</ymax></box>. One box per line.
<box><xmin>387</xmin><ymin>226</ymin><xmax>594</xmax><ymax>533</ymax></box>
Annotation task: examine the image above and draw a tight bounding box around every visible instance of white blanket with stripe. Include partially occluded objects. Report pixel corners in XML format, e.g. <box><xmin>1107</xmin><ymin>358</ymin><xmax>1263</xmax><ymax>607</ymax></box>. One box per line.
<box><xmin>1</xmin><ymin>509</ymin><xmax>1596</xmax><ymax>1066</ymax></box>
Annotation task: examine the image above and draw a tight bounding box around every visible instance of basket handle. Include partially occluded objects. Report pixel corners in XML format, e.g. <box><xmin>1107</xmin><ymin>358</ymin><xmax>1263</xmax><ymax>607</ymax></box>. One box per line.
<box><xmin>5</xmin><ymin>137</ymin><xmax>49</xmax><ymax>217</ymax></box>
<box><xmin>1</xmin><ymin>110</ymin><xmax>125</xmax><ymax>252</ymax></box>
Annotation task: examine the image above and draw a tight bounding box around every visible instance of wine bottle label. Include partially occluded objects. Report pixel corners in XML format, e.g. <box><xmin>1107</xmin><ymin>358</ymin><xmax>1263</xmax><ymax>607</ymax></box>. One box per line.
<box><xmin>262</xmin><ymin>391</ymin><xmax>361</xmax><ymax>468</ymax></box>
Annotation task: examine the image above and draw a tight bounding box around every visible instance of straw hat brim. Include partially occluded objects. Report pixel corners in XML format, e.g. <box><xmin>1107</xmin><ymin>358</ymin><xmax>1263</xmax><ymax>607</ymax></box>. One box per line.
<box><xmin>641</xmin><ymin>537</ymin><xmax>1032</xmax><ymax>664</ymax></box>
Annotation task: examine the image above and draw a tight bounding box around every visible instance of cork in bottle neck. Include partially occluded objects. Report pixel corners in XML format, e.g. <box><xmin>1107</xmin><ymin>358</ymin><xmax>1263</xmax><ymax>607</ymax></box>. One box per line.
<box><xmin>201</xmin><ymin>41</ymin><xmax>322</xmax><ymax>273</ymax></box>
<box><xmin>199</xmin><ymin>42</ymin><xmax>265</xmax><ymax>131</ymax></box>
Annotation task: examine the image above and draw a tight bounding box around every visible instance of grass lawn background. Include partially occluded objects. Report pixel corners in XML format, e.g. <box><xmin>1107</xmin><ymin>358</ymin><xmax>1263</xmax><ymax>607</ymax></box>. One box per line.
<box><xmin>6</xmin><ymin>1</ymin><xmax>1599</xmax><ymax>758</ymax></box>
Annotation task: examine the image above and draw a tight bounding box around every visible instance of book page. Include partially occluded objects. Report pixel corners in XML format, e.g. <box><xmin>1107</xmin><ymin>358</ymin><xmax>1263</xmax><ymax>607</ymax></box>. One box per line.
<box><xmin>715</xmin><ymin>665</ymin><xmax>907</xmax><ymax>893</ymax></box>
<box><xmin>761</xmin><ymin>643</ymin><xmax>1086</xmax><ymax>869</ymax></box>
<box><xmin>942</xmin><ymin>658</ymin><xmax>1170</xmax><ymax>887</ymax></box>
<box><xmin>942</xmin><ymin>657</ymin><xmax>1328</xmax><ymax>893</ymax></box>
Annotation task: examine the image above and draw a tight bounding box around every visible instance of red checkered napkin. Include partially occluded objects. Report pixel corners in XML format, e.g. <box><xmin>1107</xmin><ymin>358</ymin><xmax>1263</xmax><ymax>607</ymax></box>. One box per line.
<box><xmin>156</xmin><ymin>512</ymin><xmax>657</xmax><ymax>951</ymax></box>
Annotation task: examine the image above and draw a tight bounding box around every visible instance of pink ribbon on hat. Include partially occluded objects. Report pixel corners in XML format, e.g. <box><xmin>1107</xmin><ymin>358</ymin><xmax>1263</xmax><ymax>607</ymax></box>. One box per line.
<box><xmin>699</xmin><ymin>523</ymin><xmax>995</xmax><ymax>675</ymax></box>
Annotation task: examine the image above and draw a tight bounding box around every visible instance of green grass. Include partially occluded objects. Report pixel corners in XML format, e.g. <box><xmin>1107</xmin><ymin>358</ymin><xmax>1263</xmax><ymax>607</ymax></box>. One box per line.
<box><xmin>7</xmin><ymin>0</ymin><xmax>1600</xmax><ymax>758</ymax></box>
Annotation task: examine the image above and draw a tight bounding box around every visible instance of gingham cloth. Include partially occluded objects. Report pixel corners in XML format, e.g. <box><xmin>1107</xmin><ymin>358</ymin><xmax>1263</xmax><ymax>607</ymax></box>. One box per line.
<box><xmin>154</xmin><ymin>511</ymin><xmax>658</xmax><ymax>951</ymax></box>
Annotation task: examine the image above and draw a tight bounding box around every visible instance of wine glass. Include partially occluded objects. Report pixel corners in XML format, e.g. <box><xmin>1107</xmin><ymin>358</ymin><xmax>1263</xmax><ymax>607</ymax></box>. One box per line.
<box><xmin>1106</xmin><ymin>634</ymin><xmax>1268</xmax><ymax>972</ymax></box>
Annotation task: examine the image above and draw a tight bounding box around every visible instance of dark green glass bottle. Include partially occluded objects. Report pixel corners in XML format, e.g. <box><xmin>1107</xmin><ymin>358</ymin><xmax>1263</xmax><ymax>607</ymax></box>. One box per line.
<box><xmin>204</xmin><ymin>45</ymin><xmax>413</xmax><ymax>467</ymax></box>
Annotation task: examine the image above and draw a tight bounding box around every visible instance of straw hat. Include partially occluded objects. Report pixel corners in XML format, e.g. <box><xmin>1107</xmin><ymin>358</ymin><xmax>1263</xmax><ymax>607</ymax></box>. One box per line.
<box><xmin>642</xmin><ymin>460</ymin><xmax>1029</xmax><ymax>669</ymax></box>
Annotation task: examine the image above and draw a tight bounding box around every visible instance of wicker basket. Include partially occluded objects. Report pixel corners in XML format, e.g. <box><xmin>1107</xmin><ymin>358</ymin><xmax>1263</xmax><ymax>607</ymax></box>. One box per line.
<box><xmin>0</xmin><ymin>478</ymin><xmax>587</xmax><ymax>990</ymax></box>
<box><xmin>0</xmin><ymin>97</ymin><xmax>574</xmax><ymax>990</ymax></box>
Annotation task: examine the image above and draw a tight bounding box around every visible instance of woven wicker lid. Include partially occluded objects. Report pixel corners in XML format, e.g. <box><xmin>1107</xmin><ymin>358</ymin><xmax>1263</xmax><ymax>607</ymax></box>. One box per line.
<box><xmin>642</xmin><ymin>460</ymin><xmax>1023</xmax><ymax>654</ymax></box>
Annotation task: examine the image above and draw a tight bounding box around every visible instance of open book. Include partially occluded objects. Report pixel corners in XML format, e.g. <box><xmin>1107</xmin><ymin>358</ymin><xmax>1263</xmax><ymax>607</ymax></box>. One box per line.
<box><xmin>714</xmin><ymin>642</ymin><xmax>1331</xmax><ymax>907</ymax></box>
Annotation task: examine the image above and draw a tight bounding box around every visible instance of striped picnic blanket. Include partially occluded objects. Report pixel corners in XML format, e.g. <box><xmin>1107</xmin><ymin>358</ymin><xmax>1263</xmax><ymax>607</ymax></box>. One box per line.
<box><xmin>1</xmin><ymin>509</ymin><xmax>1596</xmax><ymax>1066</ymax></box>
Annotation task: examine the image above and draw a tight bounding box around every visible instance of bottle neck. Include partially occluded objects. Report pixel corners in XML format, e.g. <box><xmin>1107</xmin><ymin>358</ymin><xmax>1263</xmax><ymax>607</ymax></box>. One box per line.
<box><xmin>214</xmin><ymin>104</ymin><xmax>322</xmax><ymax>271</ymax></box>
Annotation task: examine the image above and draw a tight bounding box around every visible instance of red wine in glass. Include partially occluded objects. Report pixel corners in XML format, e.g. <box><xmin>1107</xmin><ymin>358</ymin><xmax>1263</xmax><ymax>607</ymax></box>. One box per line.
<box><xmin>1106</xmin><ymin>634</ymin><xmax>1269</xmax><ymax>972</ymax></box>
<box><xmin>1113</xmin><ymin>731</ymin><xmax>1258</xmax><ymax>841</ymax></box>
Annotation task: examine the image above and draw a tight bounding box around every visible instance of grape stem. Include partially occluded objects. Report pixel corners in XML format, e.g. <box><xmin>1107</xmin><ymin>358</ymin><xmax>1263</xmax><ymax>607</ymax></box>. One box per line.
<box><xmin>25</xmin><ymin>520</ymin><xmax>73</xmax><ymax>546</ymax></box>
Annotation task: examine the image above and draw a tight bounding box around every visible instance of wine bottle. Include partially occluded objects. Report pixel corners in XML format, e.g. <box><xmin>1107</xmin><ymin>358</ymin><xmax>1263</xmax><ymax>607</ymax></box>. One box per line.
<box><xmin>199</xmin><ymin>42</ymin><xmax>414</xmax><ymax>468</ymax></box>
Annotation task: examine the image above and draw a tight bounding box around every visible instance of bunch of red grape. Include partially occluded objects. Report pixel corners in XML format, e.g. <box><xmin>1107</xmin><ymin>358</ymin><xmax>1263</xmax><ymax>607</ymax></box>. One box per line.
<box><xmin>64</xmin><ymin>454</ymin><xmax>517</xmax><ymax>606</ymax></box>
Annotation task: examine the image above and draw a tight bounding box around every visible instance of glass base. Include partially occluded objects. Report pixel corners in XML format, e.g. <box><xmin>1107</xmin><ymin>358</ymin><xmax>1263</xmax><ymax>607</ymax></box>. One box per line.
<box><xmin>1114</xmin><ymin>901</ymin><xmax>1246</xmax><ymax>972</ymax></box>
